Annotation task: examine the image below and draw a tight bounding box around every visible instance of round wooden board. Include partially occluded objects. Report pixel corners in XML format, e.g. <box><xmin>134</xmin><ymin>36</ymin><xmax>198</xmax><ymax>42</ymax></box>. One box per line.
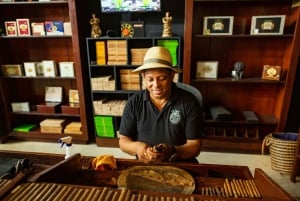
<box><xmin>117</xmin><ymin>165</ymin><xmax>195</xmax><ymax>194</ymax></box>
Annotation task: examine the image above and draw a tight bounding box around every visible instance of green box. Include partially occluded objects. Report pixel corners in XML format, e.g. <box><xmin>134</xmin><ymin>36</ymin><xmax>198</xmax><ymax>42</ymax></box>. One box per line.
<box><xmin>94</xmin><ymin>116</ymin><xmax>115</xmax><ymax>138</ymax></box>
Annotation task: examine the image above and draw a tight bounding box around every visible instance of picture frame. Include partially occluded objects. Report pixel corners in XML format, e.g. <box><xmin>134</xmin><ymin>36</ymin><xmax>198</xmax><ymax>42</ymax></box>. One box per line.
<box><xmin>16</xmin><ymin>18</ymin><xmax>31</xmax><ymax>36</ymax></box>
<box><xmin>196</xmin><ymin>61</ymin><xmax>219</xmax><ymax>79</ymax></box>
<box><xmin>203</xmin><ymin>16</ymin><xmax>234</xmax><ymax>35</ymax></box>
<box><xmin>250</xmin><ymin>15</ymin><xmax>286</xmax><ymax>35</ymax></box>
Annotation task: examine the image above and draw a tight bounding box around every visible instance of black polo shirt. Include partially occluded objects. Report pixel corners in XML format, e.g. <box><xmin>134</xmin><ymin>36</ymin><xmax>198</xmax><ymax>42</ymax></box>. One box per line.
<box><xmin>119</xmin><ymin>83</ymin><xmax>204</xmax><ymax>146</ymax></box>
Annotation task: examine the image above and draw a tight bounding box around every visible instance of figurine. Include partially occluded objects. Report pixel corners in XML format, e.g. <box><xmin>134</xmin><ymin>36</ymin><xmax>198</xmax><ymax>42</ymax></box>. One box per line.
<box><xmin>162</xmin><ymin>11</ymin><xmax>173</xmax><ymax>37</ymax></box>
<box><xmin>232</xmin><ymin>61</ymin><xmax>245</xmax><ymax>80</ymax></box>
<box><xmin>90</xmin><ymin>13</ymin><xmax>101</xmax><ymax>38</ymax></box>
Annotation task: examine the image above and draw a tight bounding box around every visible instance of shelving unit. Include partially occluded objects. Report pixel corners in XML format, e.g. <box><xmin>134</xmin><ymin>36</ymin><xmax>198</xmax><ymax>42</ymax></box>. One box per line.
<box><xmin>183</xmin><ymin>0</ymin><xmax>300</xmax><ymax>152</ymax></box>
<box><xmin>86</xmin><ymin>36</ymin><xmax>182</xmax><ymax>147</ymax></box>
<box><xmin>0</xmin><ymin>0</ymin><xmax>91</xmax><ymax>143</ymax></box>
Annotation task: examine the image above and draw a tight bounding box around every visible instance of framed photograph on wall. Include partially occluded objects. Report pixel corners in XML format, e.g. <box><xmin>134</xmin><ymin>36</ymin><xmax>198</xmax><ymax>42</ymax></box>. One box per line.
<box><xmin>203</xmin><ymin>16</ymin><xmax>234</xmax><ymax>35</ymax></box>
<box><xmin>250</xmin><ymin>15</ymin><xmax>286</xmax><ymax>35</ymax></box>
<box><xmin>196</xmin><ymin>61</ymin><xmax>219</xmax><ymax>79</ymax></box>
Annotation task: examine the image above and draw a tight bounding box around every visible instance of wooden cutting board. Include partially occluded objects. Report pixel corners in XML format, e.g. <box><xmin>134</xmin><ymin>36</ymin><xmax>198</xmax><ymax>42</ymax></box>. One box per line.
<box><xmin>117</xmin><ymin>165</ymin><xmax>195</xmax><ymax>194</ymax></box>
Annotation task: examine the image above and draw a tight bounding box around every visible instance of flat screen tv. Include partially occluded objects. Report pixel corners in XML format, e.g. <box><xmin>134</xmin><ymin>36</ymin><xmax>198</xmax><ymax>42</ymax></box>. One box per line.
<box><xmin>100</xmin><ymin>0</ymin><xmax>161</xmax><ymax>13</ymax></box>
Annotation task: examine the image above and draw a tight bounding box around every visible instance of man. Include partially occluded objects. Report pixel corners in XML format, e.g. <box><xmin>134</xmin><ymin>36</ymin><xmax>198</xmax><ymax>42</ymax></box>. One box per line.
<box><xmin>119</xmin><ymin>46</ymin><xmax>204</xmax><ymax>163</ymax></box>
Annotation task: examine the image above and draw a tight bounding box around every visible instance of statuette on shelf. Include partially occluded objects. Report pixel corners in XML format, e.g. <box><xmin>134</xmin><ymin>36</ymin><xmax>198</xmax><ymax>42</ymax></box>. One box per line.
<box><xmin>162</xmin><ymin>11</ymin><xmax>173</xmax><ymax>37</ymax></box>
<box><xmin>232</xmin><ymin>61</ymin><xmax>245</xmax><ymax>80</ymax></box>
<box><xmin>90</xmin><ymin>13</ymin><xmax>101</xmax><ymax>38</ymax></box>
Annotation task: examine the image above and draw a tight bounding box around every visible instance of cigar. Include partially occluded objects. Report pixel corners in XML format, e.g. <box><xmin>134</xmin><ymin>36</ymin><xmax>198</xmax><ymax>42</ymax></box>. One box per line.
<box><xmin>14</xmin><ymin>183</ymin><xmax>36</xmax><ymax>201</ymax></box>
<box><xmin>244</xmin><ymin>180</ymin><xmax>254</xmax><ymax>198</ymax></box>
<box><xmin>58</xmin><ymin>186</ymin><xmax>73</xmax><ymax>201</ymax></box>
<box><xmin>32</xmin><ymin>183</ymin><xmax>50</xmax><ymax>201</ymax></box>
<box><xmin>225</xmin><ymin>178</ymin><xmax>233</xmax><ymax>197</ymax></box>
<box><xmin>215</xmin><ymin>186</ymin><xmax>221</xmax><ymax>197</ymax></box>
<box><xmin>223</xmin><ymin>182</ymin><xmax>229</xmax><ymax>197</ymax></box>
<box><xmin>233</xmin><ymin>179</ymin><xmax>243</xmax><ymax>197</ymax></box>
<box><xmin>65</xmin><ymin>187</ymin><xmax>79</xmax><ymax>201</ymax></box>
<box><xmin>20</xmin><ymin>183</ymin><xmax>42</xmax><ymax>201</ymax></box>
<box><xmin>118</xmin><ymin>188</ymin><xmax>128</xmax><ymax>201</ymax></box>
<box><xmin>52</xmin><ymin>185</ymin><xmax>69</xmax><ymax>201</ymax></box>
<box><xmin>124</xmin><ymin>189</ymin><xmax>132</xmax><ymax>201</ymax></box>
<box><xmin>149</xmin><ymin>196</ymin><xmax>154</xmax><ymax>201</ymax></box>
<box><xmin>78</xmin><ymin>188</ymin><xmax>90</xmax><ymax>201</ymax></box>
<box><xmin>230</xmin><ymin>181</ymin><xmax>238</xmax><ymax>198</ymax></box>
<box><xmin>130</xmin><ymin>194</ymin><xmax>137</xmax><ymax>201</ymax></box>
<box><xmin>6</xmin><ymin>183</ymin><xmax>28</xmax><ymax>201</ymax></box>
<box><xmin>250</xmin><ymin>180</ymin><xmax>261</xmax><ymax>198</ymax></box>
<box><xmin>238</xmin><ymin>179</ymin><xmax>248</xmax><ymax>198</ymax></box>
<box><xmin>85</xmin><ymin>187</ymin><xmax>96</xmax><ymax>201</ymax></box>
<box><xmin>111</xmin><ymin>191</ymin><xmax>120</xmax><ymax>201</ymax></box>
<box><xmin>71</xmin><ymin>188</ymin><xmax>83</xmax><ymax>201</ymax></box>
<box><xmin>99</xmin><ymin>187</ymin><xmax>109</xmax><ymax>201</ymax></box>
<box><xmin>220</xmin><ymin>187</ymin><xmax>225</xmax><ymax>197</ymax></box>
<box><xmin>90</xmin><ymin>189</ymin><xmax>101</xmax><ymax>201</ymax></box>
<box><xmin>142</xmin><ymin>194</ymin><xmax>149</xmax><ymax>201</ymax></box>
<box><xmin>136</xmin><ymin>193</ymin><xmax>143</xmax><ymax>201</ymax></box>
<box><xmin>104</xmin><ymin>190</ymin><xmax>114</xmax><ymax>201</ymax></box>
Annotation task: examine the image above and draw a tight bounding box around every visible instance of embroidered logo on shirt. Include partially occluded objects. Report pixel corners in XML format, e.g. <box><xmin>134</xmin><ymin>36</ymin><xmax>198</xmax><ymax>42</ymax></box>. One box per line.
<box><xmin>169</xmin><ymin>109</ymin><xmax>181</xmax><ymax>124</ymax></box>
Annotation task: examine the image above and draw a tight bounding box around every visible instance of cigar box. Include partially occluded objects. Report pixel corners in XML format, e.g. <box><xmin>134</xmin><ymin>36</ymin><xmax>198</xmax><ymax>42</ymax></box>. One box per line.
<box><xmin>40</xmin><ymin>118</ymin><xmax>66</xmax><ymax>133</ymax></box>
<box><xmin>59</xmin><ymin>62</ymin><xmax>75</xmax><ymax>77</ymax></box>
<box><xmin>61</xmin><ymin>103</ymin><xmax>80</xmax><ymax>115</ymax></box>
<box><xmin>11</xmin><ymin>101</ymin><xmax>30</xmax><ymax>112</ymax></box>
<box><xmin>1</xmin><ymin>64</ymin><xmax>23</xmax><ymax>76</ymax></box>
<box><xmin>45</xmin><ymin>21</ymin><xmax>64</xmax><ymax>36</ymax></box>
<box><xmin>31</xmin><ymin>22</ymin><xmax>45</xmax><ymax>36</ymax></box>
<box><xmin>37</xmin><ymin>102</ymin><xmax>61</xmax><ymax>113</ymax></box>
<box><xmin>5</xmin><ymin>21</ymin><xmax>17</xmax><ymax>36</ymax></box>
<box><xmin>16</xmin><ymin>18</ymin><xmax>31</xmax><ymax>36</ymax></box>
<box><xmin>262</xmin><ymin>65</ymin><xmax>281</xmax><ymax>81</ymax></box>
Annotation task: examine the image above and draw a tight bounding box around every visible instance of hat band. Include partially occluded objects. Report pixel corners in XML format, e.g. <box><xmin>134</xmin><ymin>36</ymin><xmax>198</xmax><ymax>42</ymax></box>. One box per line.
<box><xmin>143</xmin><ymin>58</ymin><xmax>172</xmax><ymax>67</ymax></box>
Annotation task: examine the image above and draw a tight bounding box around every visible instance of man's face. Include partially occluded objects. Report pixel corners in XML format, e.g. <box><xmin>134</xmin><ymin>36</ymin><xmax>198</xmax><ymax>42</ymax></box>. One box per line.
<box><xmin>143</xmin><ymin>68</ymin><xmax>174</xmax><ymax>99</ymax></box>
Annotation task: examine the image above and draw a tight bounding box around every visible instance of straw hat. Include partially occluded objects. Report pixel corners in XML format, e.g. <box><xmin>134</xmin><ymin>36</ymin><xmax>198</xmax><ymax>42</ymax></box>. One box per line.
<box><xmin>132</xmin><ymin>46</ymin><xmax>182</xmax><ymax>73</ymax></box>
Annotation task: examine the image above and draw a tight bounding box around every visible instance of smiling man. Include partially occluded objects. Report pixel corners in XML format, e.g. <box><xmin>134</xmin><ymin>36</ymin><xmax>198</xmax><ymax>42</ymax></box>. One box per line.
<box><xmin>118</xmin><ymin>46</ymin><xmax>204</xmax><ymax>163</ymax></box>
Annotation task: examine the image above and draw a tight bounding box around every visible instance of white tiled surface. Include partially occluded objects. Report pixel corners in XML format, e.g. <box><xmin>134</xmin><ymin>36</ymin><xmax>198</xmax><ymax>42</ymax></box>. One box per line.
<box><xmin>1</xmin><ymin>140</ymin><xmax>299</xmax><ymax>200</ymax></box>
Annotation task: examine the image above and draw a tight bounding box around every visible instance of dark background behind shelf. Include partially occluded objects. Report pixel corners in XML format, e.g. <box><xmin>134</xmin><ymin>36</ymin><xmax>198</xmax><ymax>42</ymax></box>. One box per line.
<box><xmin>82</xmin><ymin>0</ymin><xmax>300</xmax><ymax>133</ymax></box>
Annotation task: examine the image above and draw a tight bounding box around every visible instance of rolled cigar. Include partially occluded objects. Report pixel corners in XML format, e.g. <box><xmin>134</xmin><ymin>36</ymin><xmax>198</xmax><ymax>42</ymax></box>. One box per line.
<box><xmin>233</xmin><ymin>179</ymin><xmax>243</xmax><ymax>197</ymax></box>
<box><xmin>149</xmin><ymin>196</ymin><xmax>154</xmax><ymax>201</ymax></box>
<box><xmin>111</xmin><ymin>191</ymin><xmax>120</xmax><ymax>201</ymax></box>
<box><xmin>250</xmin><ymin>180</ymin><xmax>261</xmax><ymax>198</ymax></box>
<box><xmin>223</xmin><ymin>182</ymin><xmax>229</xmax><ymax>197</ymax></box>
<box><xmin>33</xmin><ymin>183</ymin><xmax>51</xmax><ymax>201</ymax></box>
<box><xmin>46</xmin><ymin>184</ymin><xmax>64</xmax><ymax>201</ymax></box>
<box><xmin>244</xmin><ymin>180</ymin><xmax>254</xmax><ymax>198</ymax></box>
<box><xmin>225</xmin><ymin>178</ymin><xmax>233</xmax><ymax>197</ymax></box>
<box><xmin>124</xmin><ymin>189</ymin><xmax>132</xmax><ymax>201</ymax></box>
<box><xmin>26</xmin><ymin>183</ymin><xmax>46</xmax><ymax>201</ymax></box>
<box><xmin>230</xmin><ymin>181</ymin><xmax>238</xmax><ymax>198</ymax></box>
<box><xmin>52</xmin><ymin>185</ymin><xmax>69</xmax><ymax>201</ymax></box>
<box><xmin>6</xmin><ymin>183</ymin><xmax>27</xmax><ymax>201</ymax></box>
<box><xmin>85</xmin><ymin>187</ymin><xmax>97</xmax><ymax>201</ymax></box>
<box><xmin>190</xmin><ymin>196</ymin><xmax>195</xmax><ymax>201</ymax></box>
<box><xmin>205</xmin><ymin>187</ymin><xmax>209</xmax><ymax>196</ymax></box>
<box><xmin>40</xmin><ymin>183</ymin><xmax>59</xmax><ymax>201</ymax></box>
<box><xmin>20</xmin><ymin>183</ymin><xmax>42</xmax><ymax>201</ymax></box>
<box><xmin>201</xmin><ymin>187</ymin><xmax>205</xmax><ymax>195</ymax></box>
<box><xmin>238</xmin><ymin>179</ymin><xmax>248</xmax><ymax>198</ymax></box>
<box><xmin>14</xmin><ymin>183</ymin><xmax>37</xmax><ymax>201</ymax></box>
<box><xmin>71</xmin><ymin>188</ymin><xmax>83</xmax><ymax>201</ymax></box>
<box><xmin>78</xmin><ymin>188</ymin><xmax>90</xmax><ymax>201</ymax></box>
<box><xmin>99</xmin><ymin>187</ymin><xmax>109</xmax><ymax>201</ymax></box>
<box><xmin>104</xmin><ymin>190</ymin><xmax>114</xmax><ymax>201</ymax></box>
<box><xmin>130</xmin><ymin>194</ymin><xmax>137</xmax><ymax>201</ymax></box>
<box><xmin>65</xmin><ymin>187</ymin><xmax>79</xmax><ymax>201</ymax></box>
<box><xmin>220</xmin><ymin>187</ymin><xmax>225</xmax><ymax>197</ymax></box>
<box><xmin>160</xmin><ymin>195</ymin><xmax>165</xmax><ymax>201</ymax></box>
<box><xmin>118</xmin><ymin>188</ymin><xmax>128</xmax><ymax>201</ymax></box>
<box><xmin>58</xmin><ymin>186</ymin><xmax>73</xmax><ymax>201</ymax></box>
<box><xmin>142</xmin><ymin>194</ymin><xmax>149</xmax><ymax>201</ymax></box>
<box><xmin>215</xmin><ymin>186</ymin><xmax>221</xmax><ymax>197</ymax></box>
<box><xmin>90</xmin><ymin>189</ymin><xmax>101</xmax><ymax>201</ymax></box>
<box><xmin>136</xmin><ymin>193</ymin><xmax>143</xmax><ymax>201</ymax></box>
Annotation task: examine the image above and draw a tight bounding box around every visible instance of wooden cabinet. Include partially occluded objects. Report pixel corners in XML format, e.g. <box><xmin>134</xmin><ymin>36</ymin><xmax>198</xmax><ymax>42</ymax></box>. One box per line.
<box><xmin>183</xmin><ymin>0</ymin><xmax>300</xmax><ymax>152</ymax></box>
<box><xmin>0</xmin><ymin>1</ymin><xmax>90</xmax><ymax>143</ymax></box>
<box><xmin>86</xmin><ymin>37</ymin><xmax>182</xmax><ymax>147</ymax></box>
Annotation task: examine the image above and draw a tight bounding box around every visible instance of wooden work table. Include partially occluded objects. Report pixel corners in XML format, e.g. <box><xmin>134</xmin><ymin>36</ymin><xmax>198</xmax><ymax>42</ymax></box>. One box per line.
<box><xmin>0</xmin><ymin>151</ymin><xmax>296</xmax><ymax>201</ymax></box>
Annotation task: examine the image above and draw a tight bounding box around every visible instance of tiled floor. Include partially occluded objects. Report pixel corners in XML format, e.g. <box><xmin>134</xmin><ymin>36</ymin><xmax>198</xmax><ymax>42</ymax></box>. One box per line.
<box><xmin>1</xmin><ymin>140</ymin><xmax>299</xmax><ymax>200</ymax></box>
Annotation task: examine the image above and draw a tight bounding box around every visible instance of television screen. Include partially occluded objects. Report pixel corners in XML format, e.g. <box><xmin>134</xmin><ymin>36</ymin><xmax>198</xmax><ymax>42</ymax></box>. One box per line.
<box><xmin>100</xmin><ymin>0</ymin><xmax>161</xmax><ymax>13</ymax></box>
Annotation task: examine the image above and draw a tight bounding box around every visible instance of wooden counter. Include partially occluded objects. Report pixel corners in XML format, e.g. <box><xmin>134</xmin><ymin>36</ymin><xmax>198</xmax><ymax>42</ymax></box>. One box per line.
<box><xmin>0</xmin><ymin>151</ymin><xmax>296</xmax><ymax>201</ymax></box>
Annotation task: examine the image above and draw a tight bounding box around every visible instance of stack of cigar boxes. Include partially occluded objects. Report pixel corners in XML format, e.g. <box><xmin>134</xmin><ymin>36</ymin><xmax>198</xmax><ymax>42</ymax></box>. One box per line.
<box><xmin>130</xmin><ymin>48</ymin><xmax>148</xmax><ymax>65</ymax></box>
<box><xmin>40</xmin><ymin>119</ymin><xmax>66</xmax><ymax>133</ymax></box>
<box><xmin>64</xmin><ymin>122</ymin><xmax>82</xmax><ymax>135</ymax></box>
<box><xmin>93</xmin><ymin>99</ymin><xmax>127</xmax><ymax>116</ymax></box>
<box><xmin>91</xmin><ymin>75</ymin><xmax>116</xmax><ymax>91</ymax></box>
<box><xmin>120</xmin><ymin>69</ymin><xmax>140</xmax><ymax>90</ymax></box>
<box><xmin>107</xmin><ymin>40</ymin><xmax>127</xmax><ymax>65</ymax></box>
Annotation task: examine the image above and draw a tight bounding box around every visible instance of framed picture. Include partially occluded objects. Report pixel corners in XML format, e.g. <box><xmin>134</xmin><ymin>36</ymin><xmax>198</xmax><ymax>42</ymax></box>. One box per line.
<box><xmin>16</xmin><ymin>18</ymin><xmax>31</xmax><ymax>36</ymax></box>
<box><xmin>250</xmin><ymin>15</ymin><xmax>286</xmax><ymax>35</ymax></box>
<box><xmin>196</xmin><ymin>61</ymin><xmax>219</xmax><ymax>79</ymax></box>
<box><xmin>203</xmin><ymin>16</ymin><xmax>234</xmax><ymax>35</ymax></box>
